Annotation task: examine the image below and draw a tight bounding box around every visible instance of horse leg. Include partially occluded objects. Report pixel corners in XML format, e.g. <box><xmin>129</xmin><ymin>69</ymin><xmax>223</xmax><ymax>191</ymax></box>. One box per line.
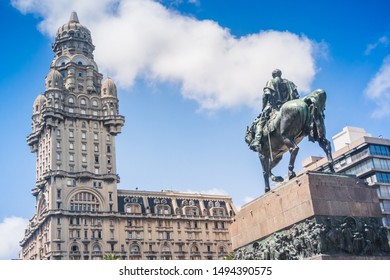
<box><xmin>319</xmin><ymin>137</ymin><xmax>335</xmax><ymax>172</ymax></box>
<box><xmin>282</xmin><ymin>136</ymin><xmax>299</xmax><ymax>179</ymax></box>
<box><xmin>270</xmin><ymin>154</ymin><xmax>284</xmax><ymax>182</ymax></box>
<box><xmin>259</xmin><ymin>153</ymin><xmax>271</xmax><ymax>192</ymax></box>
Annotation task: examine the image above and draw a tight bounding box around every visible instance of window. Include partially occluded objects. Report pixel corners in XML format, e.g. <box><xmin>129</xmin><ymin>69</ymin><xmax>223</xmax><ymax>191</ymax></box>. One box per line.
<box><xmin>381</xmin><ymin>200</ymin><xmax>390</xmax><ymax>212</ymax></box>
<box><xmin>377</xmin><ymin>172</ymin><xmax>390</xmax><ymax>183</ymax></box>
<box><xmin>378</xmin><ymin>185</ymin><xmax>390</xmax><ymax>197</ymax></box>
<box><xmin>94</xmin><ymin>133</ymin><xmax>98</xmax><ymax>140</ymax></box>
<box><xmin>69</xmin><ymin>191</ymin><xmax>100</xmax><ymax>212</ymax></box>
<box><xmin>82</xmin><ymin>155</ymin><xmax>87</xmax><ymax>163</ymax></box>
<box><xmin>56</xmin><ymin>129</ymin><xmax>61</xmax><ymax>137</ymax></box>
<box><xmin>94</xmin><ymin>144</ymin><xmax>99</xmax><ymax>152</ymax></box>
<box><xmin>69</xmin><ymin>130</ymin><xmax>74</xmax><ymax>138</ymax></box>
<box><xmin>82</xmin><ymin>132</ymin><xmax>86</xmax><ymax>139</ymax></box>
<box><xmin>92</xmin><ymin>100</ymin><xmax>98</xmax><ymax>107</ymax></box>
<box><xmin>94</xmin><ymin>155</ymin><xmax>99</xmax><ymax>164</ymax></box>
<box><xmin>92</xmin><ymin>244</ymin><xmax>101</xmax><ymax>253</ymax></box>
<box><xmin>69</xmin><ymin>154</ymin><xmax>74</xmax><ymax>162</ymax></box>
<box><xmin>68</xmin><ymin>97</ymin><xmax>74</xmax><ymax>104</ymax></box>
<box><xmin>57</xmin><ymin>189</ymin><xmax>61</xmax><ymax>199</ymax></box>
<box><xmin>184</xmin><ymin>206</ymin><xmax>199</xmax><ymax>216</ymax></box>
<box><xmin>156</xmin><ymin>205</ymin><xmax>171</xmax><ymax>215</ymax></box>
<box><xmin>56</xmin><ymin>153</ymin><xmax>61</xmax><ymax>161</ymax></box>
<box><xmin>82</xmin><ymin>144</ymin><xmax>86</xmax><ymax>151</ymax></box>
<box><xmin>125</xmin><ymin>204</ymin><xmax>141</xmax><ymax>214</ymax></box>
<box><xmin>107</xmin><ymin>145</ymin><xmax>111</xmax><ymax>153</ymax></box>
<box><xmin>78</xmin><ymin>72</ymin><xmax>83</xmax><ymax>77</ymax></box>
<box><xmin>69</xmin><ymin>142</ymin><xmax>74</xmax><ymax>150</ymax></box>
<box><xmin>370</xmin><ymin>145</ymin><xmax>390</xmax><ymax>157</ymax></box>
<box><xmin>211</xmin><ymin>207</ymin><xmax>226</xmax><ymax>217</ymax></box>
<box><xmin>80</xmin><ymin>98</ymin><xmax>86</xmax><ymax>106</ymax></box>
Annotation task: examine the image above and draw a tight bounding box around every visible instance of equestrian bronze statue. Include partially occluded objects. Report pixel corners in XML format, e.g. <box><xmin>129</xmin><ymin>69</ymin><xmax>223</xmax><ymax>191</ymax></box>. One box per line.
<box><xmin>246</xmin><ymin>70</ymin><xmax>334</xmax><ymax>193</ymax></box>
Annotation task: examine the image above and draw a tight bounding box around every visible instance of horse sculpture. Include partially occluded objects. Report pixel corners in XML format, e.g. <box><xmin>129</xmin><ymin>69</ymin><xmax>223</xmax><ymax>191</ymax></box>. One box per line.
<box><xmin>246</xmin><ymin>89</ymin><xmax>335</xmax><ymax>193</ymax></box>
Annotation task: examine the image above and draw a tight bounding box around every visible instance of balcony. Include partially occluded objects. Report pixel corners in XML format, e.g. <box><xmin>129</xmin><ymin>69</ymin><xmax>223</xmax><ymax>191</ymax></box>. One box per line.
<box><xmin>69</xmin><ymin>251</ymin><xmax>81</xmax><ymax>257</ymax></box>
<box><xmin>174</xmin><ymin>250</ymin><xmax>188</xmax><ymax>255</ymax></box>
<box><xmin>51</xmin><ymin>251</ymin><xmax>64</xmax><ymax>258</ymax></box>
<box><xmin>144</xmin><ymin>250</ymin><xmax>158</xmax><ymax>256</ymax></box>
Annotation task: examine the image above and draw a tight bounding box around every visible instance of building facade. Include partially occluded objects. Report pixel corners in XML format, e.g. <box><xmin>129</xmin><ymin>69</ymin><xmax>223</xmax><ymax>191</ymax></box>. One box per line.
<box><xmin>20</xmin><ymin>12</ymin><xmax>236</xmax><ymax>260</ymax></box>
<box><xmin>303</xmin><ymin>126</ymin><xmax>390</xmax><ymax>239</ymax></box>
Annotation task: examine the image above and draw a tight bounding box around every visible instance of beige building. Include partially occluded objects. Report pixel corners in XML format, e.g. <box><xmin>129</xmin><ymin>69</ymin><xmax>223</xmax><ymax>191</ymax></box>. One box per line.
<box><xmin>20</xmin><ymin>12</ymin><xmax>236</xmax><ymax>260</ymax></box>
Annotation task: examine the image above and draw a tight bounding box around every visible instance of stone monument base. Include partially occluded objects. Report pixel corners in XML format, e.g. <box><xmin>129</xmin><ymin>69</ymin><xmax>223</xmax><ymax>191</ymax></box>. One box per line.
<box><xmin>230</xmin><ymin>171</ymin><xmax>390</xmax><ymax>260</ymax></box>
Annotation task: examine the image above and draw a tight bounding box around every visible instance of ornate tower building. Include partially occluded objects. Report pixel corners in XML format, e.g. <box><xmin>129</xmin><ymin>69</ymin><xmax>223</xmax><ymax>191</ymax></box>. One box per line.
<box><xmin>20</xmin><ymin>12</ymin><xmax>236</xmax><ymax>260</ymax></box>
<box><xmin>21</xmin><ymin>12</ymin><xmax>124</xmax><ymax>259</ymax></box>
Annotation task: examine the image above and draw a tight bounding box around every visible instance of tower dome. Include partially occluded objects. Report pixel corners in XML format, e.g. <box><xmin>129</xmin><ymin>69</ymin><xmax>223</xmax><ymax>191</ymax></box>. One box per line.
<box><xmin>45</xmin><ymin>69</ymin><xmax>64</xmax><ymax>90</ymax></box>
<box><xmin>53</xmin><ymin>11</ymin><xmax>95</xmax><ymax>58</ymax></box>
<box><xmin>101</xmin><ymin>77</ymin><xmax>117</xmax><ymax>97</ymax></box>
<box><xmin>33</xmin><ymin>94</ymin><xmax>46</xmax><ymax>114</ymax></box>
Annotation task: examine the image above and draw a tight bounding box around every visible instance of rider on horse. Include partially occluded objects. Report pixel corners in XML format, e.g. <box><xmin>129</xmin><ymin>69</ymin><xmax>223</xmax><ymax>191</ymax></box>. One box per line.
<box><xmin>250</xmin><ymin>69</ymin><xmax>300</xmax><ymax>151</ymax></box>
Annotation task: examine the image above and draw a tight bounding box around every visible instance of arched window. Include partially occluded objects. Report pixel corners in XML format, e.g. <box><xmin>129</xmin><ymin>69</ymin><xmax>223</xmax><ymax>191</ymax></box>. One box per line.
<box><xmin>130</xmin><ymin>244</ymin><xmax>140</xmax><ymax>253</ymax></box>
<box><xmin>68</xmin><ymin>97</ymin><xmax>74</xmax><ymax>104</ymax></box>
<box><xmin>92</xmin><ymin>100</ymin><xmax>98</xmax><ymax>107</ymax></box>
<box><xmin>93</xmin><ymin>244</ymin><xmax>101</xmax><ymax>252</ymax></box>
<box><xmin>80</xmin><ymin>98</ymin><xmax>86</xmax><ymax>106</ymax></box>
<box><xmin>162</xmin><ymin>244</ymin><xmax>170</xmax><ymax>252</ymax></box>
<box><xmin>69</xmin><ymin>191</ymin><xmax>100</xmax><ymax>212</ymax></box>
<box><xmin>191</xmin><ymin>245</ymin><xmax>199</xmax><ymax>253</ymax></box>
<box><xmin>71</xmin><ymin>245</ymin><xmax>79</xmax><ymax>252</ymax></box>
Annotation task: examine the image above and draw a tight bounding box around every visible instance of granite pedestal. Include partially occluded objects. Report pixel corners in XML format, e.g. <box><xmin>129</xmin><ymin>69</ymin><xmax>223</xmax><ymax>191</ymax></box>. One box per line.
<box><xmin>230</xmin><ymin>171</ymin><xmax>390</xmax><ymax>260</ymax></box>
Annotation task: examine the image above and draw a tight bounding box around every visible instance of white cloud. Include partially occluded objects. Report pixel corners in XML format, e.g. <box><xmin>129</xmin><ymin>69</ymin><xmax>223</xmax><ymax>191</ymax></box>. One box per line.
<box><xmin>0</xmin><ymin>217</ymin><xmax>29</xmax><ymax>260</ymax></box>
<box><xmin>365</xmin><ymin>36</ymin><xmax>389</xmax><ymax>55</ymax></box>
<box><xmin>12</xmin><ymin>0</ymin><xmax>321</xmax><ymax>110</ymax></box>
<box><xmin>365</xmin><ymin>56</ymin><xmax>390</xmax><ymax>118</ymax></box>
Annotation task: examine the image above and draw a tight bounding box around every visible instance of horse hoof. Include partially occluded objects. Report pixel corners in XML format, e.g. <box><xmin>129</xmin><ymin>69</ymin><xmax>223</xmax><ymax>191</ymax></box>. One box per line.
<box><xmin>289</xmin><ymin>172</ymin><xmax>296</xmax><ymax>180</ymax></box>
<box><xmin>265</xmin><ymin>187</ymin><xmax>271</xmax><ymax>193</ymax></box>
<box><xmin>271</xmin><ymin>175</ymin><xmax>284</xmax><ymax>182</ymax></box>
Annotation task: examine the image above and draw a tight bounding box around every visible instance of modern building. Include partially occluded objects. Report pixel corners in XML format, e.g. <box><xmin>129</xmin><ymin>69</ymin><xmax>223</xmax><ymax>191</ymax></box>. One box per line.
<box><xmin>302</xmin><ymin>126</ymin><xmax>390</xmax><ymax>239</ymax></box>
<box><xmin>20</xmin><ymin>12</ymin><xmax>236</xmax><ymax>260</ymax></box>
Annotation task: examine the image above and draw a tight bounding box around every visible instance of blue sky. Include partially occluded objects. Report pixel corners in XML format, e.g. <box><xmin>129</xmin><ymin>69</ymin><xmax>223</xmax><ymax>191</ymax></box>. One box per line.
<box><xmin>1</xmin><ymin>0</ymin><xmax>390</xmax><ymax>259</ymax></box>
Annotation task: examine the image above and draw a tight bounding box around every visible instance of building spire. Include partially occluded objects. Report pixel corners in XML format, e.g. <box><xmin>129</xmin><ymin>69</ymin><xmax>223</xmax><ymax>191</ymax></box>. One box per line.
<box><xmin>69</xmin><ymin>11</ymin><xmax>79</xmax><ymax>23</ymax></box>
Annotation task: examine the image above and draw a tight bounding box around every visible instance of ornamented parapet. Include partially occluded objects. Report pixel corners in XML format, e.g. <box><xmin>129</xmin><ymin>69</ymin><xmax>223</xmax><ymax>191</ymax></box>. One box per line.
<box><xmin>234</xmin><ymin>216</ymin><xmax>389</xmax><ymax>260</ymax></box>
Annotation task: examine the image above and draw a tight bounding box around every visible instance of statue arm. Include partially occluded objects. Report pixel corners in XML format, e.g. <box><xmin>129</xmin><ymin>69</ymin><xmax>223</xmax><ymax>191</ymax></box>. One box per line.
<box><xmin>262</xmin><ymin>89</ymin><xmax>271</xmax><ymax>111</ymax></box>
